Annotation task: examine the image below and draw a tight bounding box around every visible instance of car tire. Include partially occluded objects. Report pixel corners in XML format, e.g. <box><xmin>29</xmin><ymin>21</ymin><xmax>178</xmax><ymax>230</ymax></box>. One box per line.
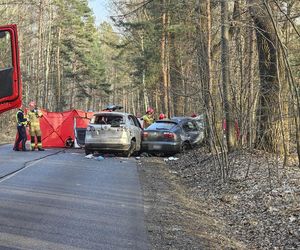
<box><xmin>132</xmin><ymin>150</ymin><xmax>141</xmax><ymax>157</ymax></box>
<box><xmin>85</xmin><ymin>147</ymin><xmax>92</xmax><ymax>155</ymax></box>
<box><xmin>180</xmin><ymin>141</ymin><xmax>189</xmax><ymax>153</ymax></box>
<box><xmin>124</xmin><ymin>140</ymin><xmax>136</xmax><ymax>158</ymax></box>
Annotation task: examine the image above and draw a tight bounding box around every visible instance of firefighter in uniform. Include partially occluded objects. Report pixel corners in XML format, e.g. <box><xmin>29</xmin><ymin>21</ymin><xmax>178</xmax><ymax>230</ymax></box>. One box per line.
<box><xmin>27</xmin><ymin>101</ymin><xmax>45</xmax><ymax>151</ymax></box>
<box><xmin>13</xmin><ymin>107</ymin><xmax>28</xmax><ymax>151</ymax></box>
<box><xmin>142</xmin><ymin>107</ymin><xmax>155</xmax><ymax>129</ymax></box>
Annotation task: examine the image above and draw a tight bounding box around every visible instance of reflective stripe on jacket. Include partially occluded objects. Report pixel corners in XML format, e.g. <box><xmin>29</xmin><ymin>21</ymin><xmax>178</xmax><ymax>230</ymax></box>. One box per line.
<box><xmin>27</xmin><ymin>109</ymin><xmax>42</xmax><ymax>127</ymax></box>
<box><xmin>16</xmin><ymin>110</ymin><xmax>27</xmax><ymax>126</ymax></box>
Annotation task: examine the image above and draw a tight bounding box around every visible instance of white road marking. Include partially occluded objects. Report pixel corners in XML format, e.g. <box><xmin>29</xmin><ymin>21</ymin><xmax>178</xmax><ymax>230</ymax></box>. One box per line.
<box><xmin>0</xmin><ymin>158</ymin><xmax>44</xmax><ymax>184</ymax></box>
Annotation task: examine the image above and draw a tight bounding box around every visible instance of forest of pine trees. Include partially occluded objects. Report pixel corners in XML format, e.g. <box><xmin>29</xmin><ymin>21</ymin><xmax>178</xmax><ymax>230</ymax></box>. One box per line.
<box><xmin>0</xmin><ymin>0</ymin><xmax>300</xmax><ymax>167</ymax></box>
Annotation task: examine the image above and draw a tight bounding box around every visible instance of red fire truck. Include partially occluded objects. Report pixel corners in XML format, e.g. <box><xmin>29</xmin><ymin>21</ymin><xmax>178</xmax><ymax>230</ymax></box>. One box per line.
<box><xmin>0</xmin><ymin>24</ymin><xmax>22</xmax><ymax>114</ymax></box>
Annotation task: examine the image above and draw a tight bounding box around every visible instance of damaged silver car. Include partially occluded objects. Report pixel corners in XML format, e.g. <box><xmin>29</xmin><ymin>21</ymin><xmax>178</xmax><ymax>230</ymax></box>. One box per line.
<box><xmin>84</xmin><ymin>112</ymin><xmax>142</xmax><ymax>157</ymax></box>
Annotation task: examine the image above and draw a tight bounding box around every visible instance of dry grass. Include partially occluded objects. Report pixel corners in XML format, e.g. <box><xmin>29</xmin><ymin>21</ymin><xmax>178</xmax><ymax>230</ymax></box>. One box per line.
<box><xmin>139</xmin><ymin>158</ymin><xmax>247</xmax><ymax>249</ymax></box>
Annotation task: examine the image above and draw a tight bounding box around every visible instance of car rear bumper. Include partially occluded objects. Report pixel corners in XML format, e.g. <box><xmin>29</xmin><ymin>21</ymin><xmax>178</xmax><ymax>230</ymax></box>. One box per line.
<box><xmin>85</xmin><ymin>143</ymin><xmax>130</xmax><ymax>152</ymax></box>
<box><xmin>142</xmin><ymin>141</ymin><xmax>180</xmax><ymax>153</ymax></box>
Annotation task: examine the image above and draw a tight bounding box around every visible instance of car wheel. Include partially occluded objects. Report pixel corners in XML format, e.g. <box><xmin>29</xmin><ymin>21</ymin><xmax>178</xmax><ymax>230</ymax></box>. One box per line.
<box><xmin>132</xmin><ymin>150</ymin><xmax>141</xmax><ymax>157</ymax></box>
<box><xmin>85</xmin><ymin>147</ymin><xmax>92</xmax><ymax>155</ymax></box>
<box><xmin>180</xmin><ymin>141</ymin><xmax>189</xmax><ymax>153</ymax></box>
<box><xmin>124</xmin><ymin>140</ymin><xmax>136</xmax><ymax>158</ymax></box>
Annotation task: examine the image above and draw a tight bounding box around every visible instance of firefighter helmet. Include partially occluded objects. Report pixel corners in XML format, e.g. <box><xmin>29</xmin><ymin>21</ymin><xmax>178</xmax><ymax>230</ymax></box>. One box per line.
<box><xmin>29</xmin><ymin>101</ymin><xmax>36</xmax><ymax>108</ymax></box>
<box><xmin>159</xmin><ymin>113</ymin><xmax>166</xmax><ymax>120</ymax></box>
<box><xmin>146</xmin><ymin>107</ymin><xmax>154</xmax><ymax>114</ymax></box>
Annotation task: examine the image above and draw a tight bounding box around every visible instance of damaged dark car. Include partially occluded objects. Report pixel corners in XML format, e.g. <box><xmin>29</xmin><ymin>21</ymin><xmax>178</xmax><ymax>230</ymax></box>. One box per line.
<box><xmin>141</xmin><ymin>117</ymin><xmax>204</xmax><ymax>155</ymax></box>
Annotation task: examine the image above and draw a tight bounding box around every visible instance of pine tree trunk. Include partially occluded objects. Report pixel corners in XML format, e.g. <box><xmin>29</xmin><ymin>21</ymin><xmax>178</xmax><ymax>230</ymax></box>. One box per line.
<box><xmin>35</xmin><ymin>0</ymin><xmax>43</xmax><ymax>105</ymax></box>
<box><xmin>161</xmin><ymin>0</ymin><xmax>169</xmax><ymax>116</ymax></box>
<box><xmin>246</xmin><ymin>21</ymin><xmax>256</xmax><ymax>148</ymax></box>
<box><xmin>43</xmin><ymin>6</ymin><xmax>52</xmax><ymax>110</ymax></box>
<box><xmin>249</xmin><ymin>1</ymin><xmax>283</xmax><ymax>153</ymax></box>
<box><xmin>206</xmin><ymin>0</ymin><xmax>212</xmax><ymax>146</ymax></box>
<box><xmin>56</xmin><ymin>27</ymin><xmax>62</xmax><ymax>112</ymax></box>
<box><xmin>141</xmin><ymin>35</ymin><xmax>149</xmax><ymax>111</ymax></box>
<box><xmin>221</xmin><ymin>0</ymin><xmax>235</xmax><ymax>151</ymax></box>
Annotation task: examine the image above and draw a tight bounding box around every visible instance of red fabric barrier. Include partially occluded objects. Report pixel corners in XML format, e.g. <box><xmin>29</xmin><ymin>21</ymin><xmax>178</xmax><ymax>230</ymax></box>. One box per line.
<box><xmin>14</xmin><ymin>109</ymin><xmax>93</xmax><ymax>149</ymax></box>
<box><xmin>38</xmin><ymin>109</ymin><xmax>93</xmax><ymax>148</ymax></box>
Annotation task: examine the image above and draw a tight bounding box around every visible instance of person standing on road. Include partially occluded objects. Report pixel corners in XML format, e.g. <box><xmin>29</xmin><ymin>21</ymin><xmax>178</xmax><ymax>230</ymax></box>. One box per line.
<box><xmin>13</xmin><ymin>107</ymin><xmax>28</xmax><ymax>151</ymax></box>
<box><xmin>27</xmin><ymin>101</ymin><xmax>45</xmax><ymax>151</ymax></box>
<box><xmin>142</xmin><ymin>107</ymin><xmax>155</xmax><ymax>129</ymax></box>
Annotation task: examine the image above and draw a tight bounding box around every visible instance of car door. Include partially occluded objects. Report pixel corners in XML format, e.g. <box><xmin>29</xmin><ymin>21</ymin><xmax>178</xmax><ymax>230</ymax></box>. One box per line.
<box><xmin>128</xmin><ymin>115</ymin><xmax>142</xmax><ymax>150</ymax></box>
<box><xmin>182</xmin><ymin>120</ymin><xmax>201</xmax><ymax>145</ymax></box>
<box><xmin>0</xmin><ymin>25</ymin><xmax>22</xmax><ymax>114</ymax></box>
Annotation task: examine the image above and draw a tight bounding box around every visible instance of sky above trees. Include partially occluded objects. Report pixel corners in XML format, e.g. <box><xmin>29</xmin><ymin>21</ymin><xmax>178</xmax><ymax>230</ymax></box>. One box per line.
<box><xmin>88</xmin><ymin>0</ymin><xmax>110</xmax><ymax>24</ymax></box>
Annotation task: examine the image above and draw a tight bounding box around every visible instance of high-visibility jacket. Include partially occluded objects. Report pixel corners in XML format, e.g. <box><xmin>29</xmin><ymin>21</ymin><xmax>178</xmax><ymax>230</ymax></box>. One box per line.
<box><xmin>16</xmin><ymin>109</ymin><xmax>27</xmax><ymax>126</ymax></box>
<box><xmin>142</xmin><ymin>114</ymin><xmax>154</xmax><ymax>128</ymax></box>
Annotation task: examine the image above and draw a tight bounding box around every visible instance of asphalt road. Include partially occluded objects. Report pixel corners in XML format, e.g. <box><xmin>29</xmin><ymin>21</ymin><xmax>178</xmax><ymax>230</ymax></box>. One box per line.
<box><xmin>0</xmin><ymin>144</ymin><xmax>150</xmax><ymax>250</ymax></box>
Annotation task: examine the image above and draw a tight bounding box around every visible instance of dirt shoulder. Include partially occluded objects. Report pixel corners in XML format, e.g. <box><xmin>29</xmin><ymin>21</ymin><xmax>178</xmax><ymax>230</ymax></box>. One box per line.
<box><xmin>138</xmin><ymin>148</ymin><xmax>300</xmax><ymax>249</ymax></box>
<box><xmin>138</xmin><ymin>157</ymin><xmax>245</xmax><ymax>249</ymax></box>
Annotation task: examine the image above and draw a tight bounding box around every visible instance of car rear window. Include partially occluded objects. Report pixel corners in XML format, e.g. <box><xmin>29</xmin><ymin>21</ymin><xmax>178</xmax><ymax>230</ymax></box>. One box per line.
<box><xmin>146</xmin><ymin>121</ymin><xmax>177</xmax><ymax>130</ymax></box>
<box><xmin>91</xmin><ymin>114</ymin><xmax>124</xmax><ymax>127</ymax></box>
